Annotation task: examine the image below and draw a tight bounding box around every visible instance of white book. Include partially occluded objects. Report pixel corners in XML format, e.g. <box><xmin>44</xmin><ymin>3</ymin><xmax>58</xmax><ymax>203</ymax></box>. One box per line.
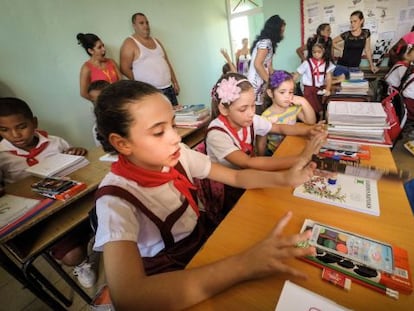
<box><xmin>293</xmin><ymin>173</ymin><xmax>380</xmax><ymax>216</ymax></box>
<box><xmin>275</xmin><ymin>281</ymin><xmax>351</xmax><ymax>311</ymax></box>
<box><xmin>0</xmin><ymin>194</ymin><xmax>41</xmax><ymax>227</ymax></box>
<box><xmin>327</xmin><ymin>101</ymin><xmax>387</xmax><ymax>125</ymax></box>
<box><xmin>25</xmin><ymin>153</ymin><xmax>89</xmax><ymax>178</ymax></box>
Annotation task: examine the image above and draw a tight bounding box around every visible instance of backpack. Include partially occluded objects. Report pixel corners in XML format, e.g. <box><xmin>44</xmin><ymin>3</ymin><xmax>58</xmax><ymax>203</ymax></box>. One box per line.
<box><xmin>382</xmin><ymin>89</ymin><xmax>407</xmax><ymax>143</ymax></box>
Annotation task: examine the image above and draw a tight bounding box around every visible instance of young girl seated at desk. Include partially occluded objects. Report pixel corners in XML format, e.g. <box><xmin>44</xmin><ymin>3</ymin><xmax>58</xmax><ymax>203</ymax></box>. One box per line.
<box><xmin>206</xmin><ymin>72</ymin><xmax>325</xmax><ymax>209</ymax></box>
<box><xmin>92</xmin><ymin>79</ymin><xmax>319</xmax><ymax>310</ymax></box>
<box><xmin>260</xmin><ymin>70</ymin><xmax>317</xmax><ymax>156</ymax></box>
<box><xmin>0</xmin><ymin>97</ymin><xmax>96</xmax><ymax>288</ymax></box>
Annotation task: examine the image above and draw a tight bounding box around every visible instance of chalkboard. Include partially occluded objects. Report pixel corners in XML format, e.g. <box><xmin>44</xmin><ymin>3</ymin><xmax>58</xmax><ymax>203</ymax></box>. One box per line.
<box><xmin>300</xmin><ymin>0</ymin><xmax>414</xmax><ymax>52</ymax></box>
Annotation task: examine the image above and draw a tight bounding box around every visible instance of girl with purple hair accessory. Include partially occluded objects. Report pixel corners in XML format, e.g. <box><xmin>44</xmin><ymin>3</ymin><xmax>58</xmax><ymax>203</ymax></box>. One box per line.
<box><xmin>259</xmin><ymin>71</ymin><xmax>317</xmax><ymax>156</ymax></box>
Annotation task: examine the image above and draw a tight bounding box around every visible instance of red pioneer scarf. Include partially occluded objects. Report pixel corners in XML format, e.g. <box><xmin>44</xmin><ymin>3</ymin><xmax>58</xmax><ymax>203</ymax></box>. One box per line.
<box><xmin>9</xmin><ymin>130</ymin><xmax>49</xmax><ymax>166</ymax></box>
<box><xmin>218</xmin><ymin>115</ymin><xmax>253</xmax><ymax>154</ymax></box>
<box><xmin>310</xmin><ymin>57</ymin><xmax>325</xmax><ymax>83</ymax></box>
<box><xmin>111</xmin><ymin>154</ymin><xmax>200</xmax><ymax>216</ymax></box>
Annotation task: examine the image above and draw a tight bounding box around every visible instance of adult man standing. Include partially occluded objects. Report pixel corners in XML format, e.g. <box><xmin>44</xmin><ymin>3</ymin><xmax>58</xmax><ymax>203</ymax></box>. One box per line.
<box><xmin>120</xmin><ymin>12</ymin><xmax>180</xmax><ymax>105</ymax></box>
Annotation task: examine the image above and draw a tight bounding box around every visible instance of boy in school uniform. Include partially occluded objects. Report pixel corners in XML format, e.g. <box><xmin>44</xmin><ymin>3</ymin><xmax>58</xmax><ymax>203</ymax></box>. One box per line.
<box><xmin>0</xmin><ymin>97</ymin><xmax>96</xmax><ymax>288</ymax></box>
<box><xmin>88</xmin><ymin>80</ymin><xmax>110</xmax><ymax>146</ymax></box>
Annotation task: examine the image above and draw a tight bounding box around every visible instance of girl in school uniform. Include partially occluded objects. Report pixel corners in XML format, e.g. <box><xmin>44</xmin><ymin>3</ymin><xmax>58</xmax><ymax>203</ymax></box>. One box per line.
<box><xmin>260</xmin><ymin>71</ymin><xmax>317</xmax><ymax>156</ymax></box>
<box><xmin>206</xmin><ymin>72</ymin><xmax>326</xmax><ymax>209</ymax></box>
<box><xmin>92</xmin><ymin>79</ymin><xmax>318</xmax><ymax>310</ymax></box>
<box><xmin>385</xmin><ymin>45</ymin><xmax>414</xmax><ymax>91</ymax></box>
<box><xmin>293</xmin><ymin>39</ymin><xmax>335</xmax><ymax>120</ymax></box>
<box><xmin>77</xmin><ymin>33</ymin><xmax>122</xmax><ymax>101</ymax></box>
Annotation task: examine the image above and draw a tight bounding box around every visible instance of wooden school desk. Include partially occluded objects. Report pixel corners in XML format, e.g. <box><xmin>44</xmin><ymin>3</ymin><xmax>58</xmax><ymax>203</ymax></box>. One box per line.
<box><xmin>187</xmin><ymin>136</ymin><xmax>414</xmax><ymax>310</ymax></box>
<box><xmin>1</xmin><ymin>147</ymin><xmax>109</xmax><ymax>309</ymax></box>
<box><xmin>177</xmin><ymin>125</ymin><xmax>207</xmax><ymax>148</ymax></box>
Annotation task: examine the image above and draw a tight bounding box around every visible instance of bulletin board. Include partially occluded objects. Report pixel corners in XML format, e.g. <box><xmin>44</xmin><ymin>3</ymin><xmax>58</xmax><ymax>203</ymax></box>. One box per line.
<box><xmin>300</xmin><ymin>0</ymin><xmax>414</xmax><ymax>49</ymax></box>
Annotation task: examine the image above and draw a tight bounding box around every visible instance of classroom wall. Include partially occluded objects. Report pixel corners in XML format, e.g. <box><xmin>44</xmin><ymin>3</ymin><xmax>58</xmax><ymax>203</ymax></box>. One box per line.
<box><xmin>263</xmin><ymin>0</ymin><xmax>302</xmax><ymax>72</ymax></box>
<box><xmin>0</xmin><ymin>0</ymin><xmax>229</xmax><ymax>148</ymax></box>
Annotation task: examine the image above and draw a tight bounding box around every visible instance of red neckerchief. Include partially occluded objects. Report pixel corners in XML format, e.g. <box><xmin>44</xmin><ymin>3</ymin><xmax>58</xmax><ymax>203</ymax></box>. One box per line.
<box><xmin>9</xmin><ymin>130</ymin><xmax>49</xmax><ymax>166</ymax></box>
<box><xmin>310</xmin><ymin>57</ymin><xmax>325</xmax><ymax>82</ymax></box>
<box><xmin>111</xmin><ymin>154</ymin><xmax>200</xmax><ymax>216</ymax></box>
<box><xmin>218</xmin><ymin>115</ymin><xmax>253</xmax><ymax>154</ymax></box>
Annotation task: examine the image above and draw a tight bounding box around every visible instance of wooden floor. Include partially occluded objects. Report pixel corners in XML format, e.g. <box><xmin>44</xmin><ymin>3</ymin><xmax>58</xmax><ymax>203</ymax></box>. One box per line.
<box><xmin>1</xmin><ymin>142</ymin><xmax>413</xmax><ymax>310</ymax></box>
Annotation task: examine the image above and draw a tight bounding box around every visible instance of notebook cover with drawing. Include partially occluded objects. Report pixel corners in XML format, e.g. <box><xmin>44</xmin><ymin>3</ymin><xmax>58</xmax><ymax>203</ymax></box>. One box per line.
<box><xmin>293</xmin><ymin>173</ymin><xmax>380</xmax><ymax>216</ymax></box>
<box><xmin>300</xmin><ymin>219</ymin><xmax>413</xmax><ymax>295</ymax></box>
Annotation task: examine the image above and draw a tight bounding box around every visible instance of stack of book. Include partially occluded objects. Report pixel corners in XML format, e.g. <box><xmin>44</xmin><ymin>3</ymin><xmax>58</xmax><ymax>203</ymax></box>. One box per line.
<box><xmin>31</xmin><ymin>177</ymin><xmax>87</xmax><ymax>201</ymax></box>
<box><xmin>326</xmin><ymin>101</ymin><xmax>392</xmax><ymax>147</ymax></box>
<box><xmin>337</xmin><ymin>79</ymin><xmax>369</xmax><ymax>95</ymax></box>
<box><xmin>24</xmin><ymin>153</ymin><xmax>89</xmax><ymax>178</ymax></box>
<box><xmin>175</xmin><ymin>105</ymin><xmax>210</xmax><ymax>128</ymax></box>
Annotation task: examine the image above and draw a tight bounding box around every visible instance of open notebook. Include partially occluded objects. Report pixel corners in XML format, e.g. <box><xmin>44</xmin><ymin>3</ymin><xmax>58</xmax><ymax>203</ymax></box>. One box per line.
<box><xmin>25</xmin><ymin>153</ymin><xmax>89</xmax><ymax>178</ymax></box>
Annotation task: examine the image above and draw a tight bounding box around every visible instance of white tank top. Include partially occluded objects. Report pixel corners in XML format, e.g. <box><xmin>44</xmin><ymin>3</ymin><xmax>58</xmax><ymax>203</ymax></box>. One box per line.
<box><xmin>130</xmin><ymin>36</ymin><xmax>171</xmax><ymax>89</ymax></box>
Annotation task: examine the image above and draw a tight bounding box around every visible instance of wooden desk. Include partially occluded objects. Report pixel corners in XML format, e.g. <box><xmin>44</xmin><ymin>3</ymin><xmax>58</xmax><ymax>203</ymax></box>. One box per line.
<box><xmin>177</xmin><ymin>125</ymin><xmax>207</xmax><ymax>148</ymax></box>
<box><xmin>187</xmin><ymin>136</ymin><xmax>414</xmax><ymax>310</ymax></box>
<box><xmin>0</xmin><ymin>147</ymin><xmax>109</xmax><ymax>308</ymax></box>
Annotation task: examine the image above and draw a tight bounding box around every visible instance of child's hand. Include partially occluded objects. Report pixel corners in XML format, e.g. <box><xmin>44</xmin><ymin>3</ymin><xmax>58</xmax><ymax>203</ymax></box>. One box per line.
<box><xmin>64</xmin><ymin>147</ymin><xmax>88</xmax><ymax>156</ymax></box>
<box><xmin>239</xmin><ymin>211</ymin><xmax>316</xmax><ymax>280</ymax></box>
<box><xmin>308</xmin><ymin>121</ymin><xmax>327</xmax><ymax>138</ymax></box>
<box><xmin>282</xmin><ymin>155</ymin><xmax>318</xmax><ymax>187</ymax></box>
<box><xmin>323</xmin><ymin>89</ymin><xmax>331</xmax><ymax>97</ymax></box>
<box><xmin>300</xmin><ymin>131</ymin><xmax>327</xmax><ymax>161</ymax></box>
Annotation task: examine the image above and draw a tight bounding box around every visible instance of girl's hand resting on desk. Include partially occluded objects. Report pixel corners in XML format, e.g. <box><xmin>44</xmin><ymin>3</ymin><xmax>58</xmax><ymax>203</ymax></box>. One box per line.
<box><xmin>239</xmin><ymin>211</ymin><xmax>316</xmax><ymax>280</ymax></box>
<box><xmin>307</xmin><ymin>121</ymin><xmax>327</xmax><ymax>138</ymax></box>
<box><xmin>64</xmin><ymin>147</ymin><xmax>88</xmax><ymax>156</ymax></box>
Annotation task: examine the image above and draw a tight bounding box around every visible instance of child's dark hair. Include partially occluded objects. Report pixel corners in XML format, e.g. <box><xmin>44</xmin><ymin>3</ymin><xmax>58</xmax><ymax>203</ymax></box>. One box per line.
<box><xmin>222</xmin><ymin>63</ymin><xmax>231</xmax><ymax>75</ymax></box>
<box><xmin>306</xmin><ymin>32</ymin><xmax>332</xmax><ymax>63</ymax></box>
<box><xmin>263</xmin><ymin>71</ymin><xmax>294</xmax><ymax>107</ymax></box>
<box><xmin>76</xmin><ymin>33</ymin><xmax>101</xmax><ymax>56</ymax></box>
<box><xmin>88</xmin><ymin>80</ymin><xmax>110</xmax><ymax>94</ymax></box>
<box><xmin>0</xmin><ymin>97</ymin><xmax>33</xmax><ymax>119</ymax></box>
<box><xmin>210</xmin><ymin>72</ymin><xmax>253</xmax><ymax>118</ymax></box>
<box><xmin>94</xmin><ymin>80</ymin><xmax>161</xmax><ymax>153</ymax></box>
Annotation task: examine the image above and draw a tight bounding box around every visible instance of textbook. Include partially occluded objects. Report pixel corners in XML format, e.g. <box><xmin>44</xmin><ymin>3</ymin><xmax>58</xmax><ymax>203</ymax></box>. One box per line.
<box><xmin>299</xmin><ymin>219</ymin><xmax>413</xmax><ymax>296</ymax></box>
<box><xmin>24</xmin><ymin>153</ymin><xmax>89</xmax><ymax>178</ymax></box>
<box><xmin>31</xmin><ymin>177</ymin><xmax>87</xmax><ymax>201</ymax></box>
<box><xmin>293</xmin><ymin>173</ymin><xmax>380</xmax><ymax>216</ymax></box>
<box><xmin>0</xmin><ymin>195</ymin><xmax>54</xmax><ymax>237</ymax></box>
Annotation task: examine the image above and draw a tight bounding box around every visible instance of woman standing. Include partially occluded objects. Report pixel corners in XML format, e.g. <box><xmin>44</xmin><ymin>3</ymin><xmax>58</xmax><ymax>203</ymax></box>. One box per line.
<box><xmin>77</xmin><ymin>33</ymin><xmax>122</xmax><ymax>101</ymax></box>
<box><xmin>247</xmin><ymin>15</ymin><xmax>286</xmax><ymax>114</ymax></box>
<box><xmin>235</xmin><ymin>38</ymin><xmax>251</xmax><ymax>76</ymax></box>
<box><xmin>332</xmin><ymin>10</ymin><xmax>378</xmax><ymax>79</ymax></box>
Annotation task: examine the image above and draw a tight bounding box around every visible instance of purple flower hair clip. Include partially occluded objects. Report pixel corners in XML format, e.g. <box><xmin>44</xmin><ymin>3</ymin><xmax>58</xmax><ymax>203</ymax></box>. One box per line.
<box><xmin>216</xmin><ymin>77</ymin><xmax>248</xmax><ymax>104</ymax></box>
<box><xmin>269</xmin><ymin>70</ymin><xmax>292</xmax><ymax>89</ymax></box>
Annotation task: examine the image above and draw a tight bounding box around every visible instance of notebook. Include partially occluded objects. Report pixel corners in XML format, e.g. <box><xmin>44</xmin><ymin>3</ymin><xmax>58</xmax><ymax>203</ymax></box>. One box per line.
<box><xmin>275</xmin><ymin>281</ymin><xmax>350</xmax><ymax>311</ymax></box>
<box><xmin>24</xmin><ymin>153</ymin><xmax>89</xmax><ymax>178</ymax></box>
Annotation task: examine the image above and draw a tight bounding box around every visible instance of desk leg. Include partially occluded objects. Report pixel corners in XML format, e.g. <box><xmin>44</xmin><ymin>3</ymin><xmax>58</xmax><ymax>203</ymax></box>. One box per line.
<box><xmin>42</xmin><ymin>252</ymin><xmax>92</xmax><ymax>304</ymax></box>
<box><xmin>24</xmin><ymin>258</ymin><xmax>72</xmax><ymax>307</ymax></box>
<box><xmin>0</xmin><ymin>249</ymin><xmax>66</xmax><ymax>311</ymax></box>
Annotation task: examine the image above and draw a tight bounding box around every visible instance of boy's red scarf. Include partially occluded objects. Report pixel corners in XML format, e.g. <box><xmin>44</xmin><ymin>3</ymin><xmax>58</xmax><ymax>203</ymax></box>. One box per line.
<box><xmin>111</xmin><ymin>154</ymin><xmax>200</xmax><ymax>216</ymax></box>
<box><xmin>9</xmin><ymin>130</ymin><xmax>49</xmax><ymax>166</ymax></box>
<box><xmin>218</xmin><ymin>115</ymin><xmax>253</xmax><ymax>154</ymax></box>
